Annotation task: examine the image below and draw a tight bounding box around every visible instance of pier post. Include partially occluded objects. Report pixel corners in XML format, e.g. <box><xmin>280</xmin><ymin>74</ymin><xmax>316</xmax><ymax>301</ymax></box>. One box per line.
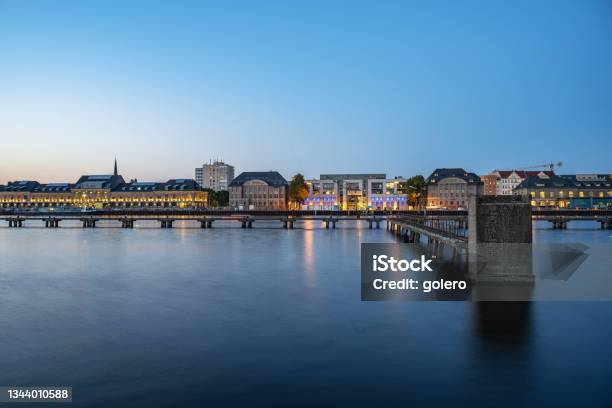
<box><xmin>468</xmin><ymin>195</ymin><xmax>533</xmax><ymax>286</ymax></box>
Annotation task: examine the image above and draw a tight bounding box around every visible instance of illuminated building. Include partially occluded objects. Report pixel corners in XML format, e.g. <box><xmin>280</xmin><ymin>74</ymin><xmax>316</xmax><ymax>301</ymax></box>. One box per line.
<box><xmin>514</xmin><ymin>173</ymin><xmax>612</xmax><ymax>209</ymax></box>
<box><xmin>319</xmin><ymin>174</ymin><xmax>385</xmax><ymax>210</ymax></box>
<box><xmin>303</xmin><ymin>179</ymin><xmax>339</xmax><ymax>210</ymax></box>
<box><xmin>366</xmin><ymin>178</ymin><xmax>410</xmax><ymax>210</ymax></box>
<box><xmin>426</xmin><ymin>168</ymin><xmax>483</xmax><ymax>210</ymax></box>
<box><xmin>0</xmin><ymin>160</ymin><xmax>207</xmax><ymax>209</ymax></box>
<box><xmin>228</xmin><ymin>171</ymin><xmax>288</xmax><ymax>210</ymax></box>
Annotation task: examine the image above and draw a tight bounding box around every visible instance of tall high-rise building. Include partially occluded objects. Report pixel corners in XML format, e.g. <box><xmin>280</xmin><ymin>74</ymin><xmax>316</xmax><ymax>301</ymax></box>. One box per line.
<box><xmin>195</xmin><ymin>160</ymin><xmax>235</xmax><ymax>191</ymax></box>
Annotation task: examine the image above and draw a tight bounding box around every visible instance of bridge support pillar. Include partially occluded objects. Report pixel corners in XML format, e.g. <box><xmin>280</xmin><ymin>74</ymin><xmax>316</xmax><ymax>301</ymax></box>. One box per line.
<box><xmin>468</xmin><ymin>195</ymin><xmax>534</xmax><ymax>287</ymax></box>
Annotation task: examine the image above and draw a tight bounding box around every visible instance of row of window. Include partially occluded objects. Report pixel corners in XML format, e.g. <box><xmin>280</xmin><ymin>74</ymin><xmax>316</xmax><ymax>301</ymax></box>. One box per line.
<box><xmin>529</xmin><ymin>191</ymin><xmax>612</xmax><ymax>199</ymax></box>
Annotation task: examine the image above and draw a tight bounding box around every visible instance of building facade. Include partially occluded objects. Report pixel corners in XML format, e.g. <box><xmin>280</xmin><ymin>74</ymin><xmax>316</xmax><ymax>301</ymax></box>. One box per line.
<box><xmin>0</xmin><ymin>161</ymin><xmax>207</xmax><ymax>209</ymax></box>
<box><xmin>484</xmin><ymin>170</ymin><xmax>555</xmax><ymax>196</ymax></box>
<box><xmin>228</xmin><ymin>172</ymin><xmax>288</xmax><ymax>210</ymax></box>
<box><xmin>425</xmin><ymin>168</ymin><xmax>483</xmax><ymax>210</ymax></box>
<box><xmin>514</xmin><ymin>173</ymin><xmax>612</xmax><ymax>208</ymax></box>
<box><xmin>366</xmin><ymin>178</ymin><xmax>411</xmax><ymax>210</ymax></box>
<box><xmin>302</xmin><ymin>176</ymin><xmax>412</xmax><ymax>210</ymax></box>
<box><xmin>195</xmin><ymin>161</ymin><xmax>235</xmax><ymax>191</ymax></box>
<box><xmin>481</xmin><ymin>174</ymin><xmax>498</xmax><ymax>196</ymax></box>
<box><xmin>303</xmin><ymin>179</ymin><xmax>340</xmax><ymax>210</ymax></box>
<box><xmin>319</xmin><ymin>174</ymin><xmax>386</xmax><ymax>210</ymax></box>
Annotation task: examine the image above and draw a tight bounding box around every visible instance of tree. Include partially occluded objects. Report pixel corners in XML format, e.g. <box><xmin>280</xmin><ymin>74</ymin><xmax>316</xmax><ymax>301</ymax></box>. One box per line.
<box><xmin>216</xmin><ymin>190</ymin><xmax>229</xmax><ymax>207</ymax></box>
<box><xmin>405</xmin><ymin>175</ymin><xmax>425</xmax><ymax>208</ymax></box>
<box><xmin>289</xmin><ymin>174</ymin><xmax>309</xmax><ymax>209</ymax></box>
<box><xmin>203</xmin><ymin>189</ymin><xmax>229</xmax><ymax>208</ymax></box>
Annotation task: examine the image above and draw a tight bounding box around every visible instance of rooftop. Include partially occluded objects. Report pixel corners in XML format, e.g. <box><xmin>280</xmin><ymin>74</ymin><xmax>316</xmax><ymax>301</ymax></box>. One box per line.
<box><xmin>229</xmin><ymin>172</ymin><xmax>288</xmax><ymax>187</ymax></box>
<box><xmin>426</xmin><ymin>168</ymin><xmax>482</xmax><ymax>184</ymax></box>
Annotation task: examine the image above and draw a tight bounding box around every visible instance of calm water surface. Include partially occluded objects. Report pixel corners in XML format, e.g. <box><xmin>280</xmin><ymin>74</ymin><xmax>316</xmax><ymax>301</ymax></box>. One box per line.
<box><xmin>0</xmin><ymin>220</ymin><xmax>611</xmax><ymax>407</ymax></box>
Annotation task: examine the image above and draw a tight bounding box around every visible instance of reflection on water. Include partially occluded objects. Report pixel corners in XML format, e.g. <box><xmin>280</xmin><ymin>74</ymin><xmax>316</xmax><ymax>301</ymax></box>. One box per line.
<box><xmin>474</xmin><ymin>302</ymin><xmax>532</xmax><ymax>344</ymax></box>
<box><xmin>0</xmin><ymin>220</ymin><xmax>611</xmax><ymax>407</ymax></box>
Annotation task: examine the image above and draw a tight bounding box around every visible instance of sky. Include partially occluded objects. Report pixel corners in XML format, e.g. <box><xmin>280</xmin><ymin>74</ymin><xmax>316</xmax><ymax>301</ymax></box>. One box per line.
<box><xmin>0</xmin><ymin>0</ymin><xmax>611</xmax><ymax>183</ymax></box>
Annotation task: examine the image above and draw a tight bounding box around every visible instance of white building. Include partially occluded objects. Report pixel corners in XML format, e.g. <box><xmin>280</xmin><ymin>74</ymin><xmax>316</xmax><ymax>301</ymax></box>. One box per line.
<box><xmin>195</xmin><ymin>161</ymin><xmax>235</xmax><ymax>191</ymax></box>
<box><xmin>367</xmin><ymin>178</ymin><xmax>410</xmax><ymax>210</ymax></box>
<box><xmin>303</xmin><ymin>179</ymin><xmax>339</xmax><ymax>210</ymax></box>
<box><xmin>489</xmin><ymin>170</ymin><xmax>555</xmax><ymax>195</ymax></box>
<box><xmin>302</xmin><ymin>176</ymin><xmax>411</xmax><ymax>210</ymax></box>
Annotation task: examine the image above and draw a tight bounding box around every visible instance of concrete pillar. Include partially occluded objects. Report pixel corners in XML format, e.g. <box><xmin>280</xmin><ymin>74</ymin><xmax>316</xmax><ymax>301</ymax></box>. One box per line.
<box><xmin>468</xmin><ymin>195</ymin><xmax>533</xmax><ymax>286</ymax></box>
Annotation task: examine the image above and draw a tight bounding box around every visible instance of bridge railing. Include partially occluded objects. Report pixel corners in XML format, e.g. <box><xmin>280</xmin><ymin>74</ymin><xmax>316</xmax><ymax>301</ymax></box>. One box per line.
<box><xmin>394</xmin><ymin>215</ymin><xmax>468</xmax><ymax>240</ymax></box>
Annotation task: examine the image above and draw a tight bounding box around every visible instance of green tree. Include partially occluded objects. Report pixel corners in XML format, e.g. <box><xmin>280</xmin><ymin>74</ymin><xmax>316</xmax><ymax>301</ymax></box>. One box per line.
<box><xmin>203</xmin><ymin>189</ymin><xmax>230</xmax><ymax>208</ymax></box>
<box><xmin>405</xmin><ymin>175</ymin><xmax>425</xmax><ymax>208</ymax></box>
<box><xmin>289</xmin><ymin>174</ymin><xmax>309</xmax><ymax>209</ymax></box>
<box><xmin>216</xmin><ymin>190</ymin><xmax>229</xmax><ymax>207</ymax></box>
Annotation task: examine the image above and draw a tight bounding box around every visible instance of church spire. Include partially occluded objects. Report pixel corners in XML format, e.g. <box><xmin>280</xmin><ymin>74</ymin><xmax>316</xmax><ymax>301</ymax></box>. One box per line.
<box><xmin>114</xmin><ymin>156</ymin><xmax>118</xmax><ymax>176</ymax></box>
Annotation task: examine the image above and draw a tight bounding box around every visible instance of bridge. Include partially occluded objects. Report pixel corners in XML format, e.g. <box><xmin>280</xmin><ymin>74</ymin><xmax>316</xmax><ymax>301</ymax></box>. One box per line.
<box><xmin>0</xmin><ymin>211</ymin><xmax>391</xmax><ymax>229</ymax></box>
<box><xmin>1</xmin><ymin>208</ymin><xmax>611</xmax><ymax>231</ymax></box>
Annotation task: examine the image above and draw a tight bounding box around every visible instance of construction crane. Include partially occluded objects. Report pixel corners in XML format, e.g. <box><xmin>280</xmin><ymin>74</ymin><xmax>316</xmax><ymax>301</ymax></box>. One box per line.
<box><xmin>517</xmin><ymin>162</ymin><xmax>563</xmax><ymax>172</ymax></box>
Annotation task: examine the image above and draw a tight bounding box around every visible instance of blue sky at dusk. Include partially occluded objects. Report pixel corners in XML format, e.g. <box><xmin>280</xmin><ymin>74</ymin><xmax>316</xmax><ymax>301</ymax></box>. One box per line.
<box><xmin>1</xmin><ymin>0</ymin><xmax>611</xmax><ymax>183</ymax></box>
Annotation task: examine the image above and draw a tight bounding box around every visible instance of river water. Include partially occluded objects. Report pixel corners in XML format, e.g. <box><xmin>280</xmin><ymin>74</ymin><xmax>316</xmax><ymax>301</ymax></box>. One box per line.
<box><xmin>0</xmin><ymin>220</ymin><xmax>611</xmax><ymax>407</ymax></box>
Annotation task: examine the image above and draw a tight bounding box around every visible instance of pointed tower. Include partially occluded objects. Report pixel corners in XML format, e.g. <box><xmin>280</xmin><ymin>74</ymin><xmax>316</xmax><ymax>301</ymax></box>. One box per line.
<box><xmin>114</xmin><ymin>157</ymin><xmax>118</xmax><ymax>176</ymax></box>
